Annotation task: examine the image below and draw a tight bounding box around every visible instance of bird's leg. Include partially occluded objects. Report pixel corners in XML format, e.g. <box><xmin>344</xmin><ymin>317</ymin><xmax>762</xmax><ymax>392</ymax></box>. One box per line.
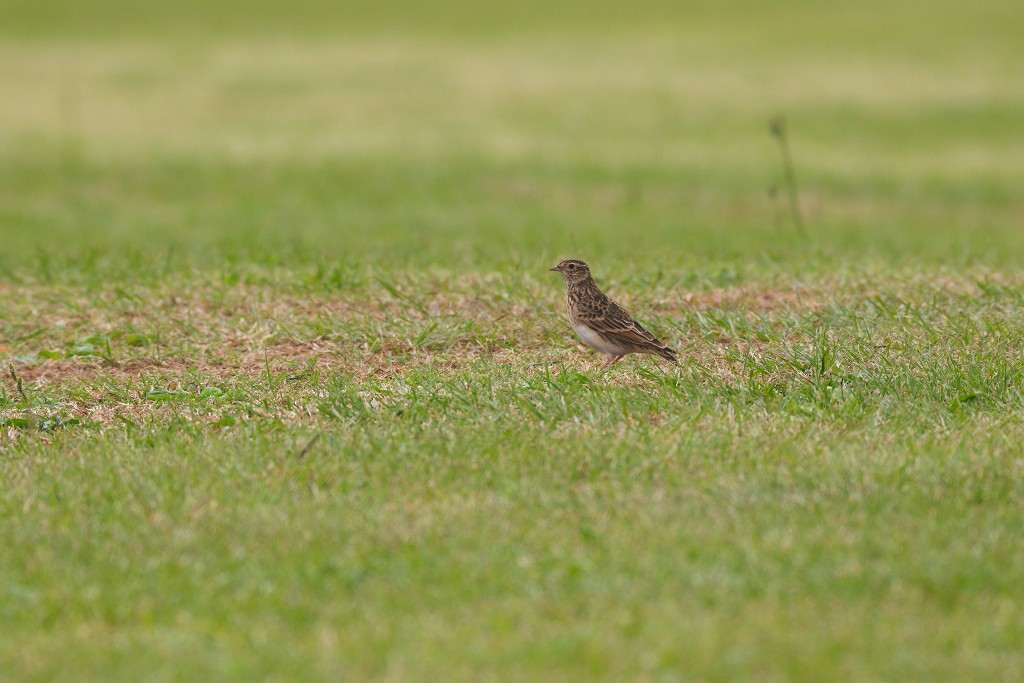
<box><xmin>600</xmin><ymin>355</ymin><xmax>624</xmax><ymax>370</ymax></box>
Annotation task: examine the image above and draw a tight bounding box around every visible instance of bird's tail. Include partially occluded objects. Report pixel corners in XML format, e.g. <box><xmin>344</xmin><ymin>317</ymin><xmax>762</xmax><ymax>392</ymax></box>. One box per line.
<box><xmin>655</xmin><ymin>344</ymin><xmax>679</xmax><ymax>364</ymax></box>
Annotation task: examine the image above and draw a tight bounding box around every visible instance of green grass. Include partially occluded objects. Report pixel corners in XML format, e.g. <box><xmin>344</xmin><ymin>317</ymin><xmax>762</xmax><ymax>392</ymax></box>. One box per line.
<box><xmin>2</xmin><ymin>1</ymin><xmax>1024</xmax><ymax>681</ymax></box>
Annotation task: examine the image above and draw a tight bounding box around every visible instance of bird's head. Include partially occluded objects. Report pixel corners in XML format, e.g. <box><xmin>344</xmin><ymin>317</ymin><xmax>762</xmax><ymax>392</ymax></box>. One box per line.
<box><xmin>549</xmin><ymin>259</ymin><xmax>592</xmax><ymax>285</ymax></box>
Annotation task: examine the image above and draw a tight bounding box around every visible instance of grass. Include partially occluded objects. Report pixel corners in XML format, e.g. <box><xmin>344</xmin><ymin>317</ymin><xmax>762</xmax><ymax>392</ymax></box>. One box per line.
<box><xmin>2</xmin><ymin>0</ymin><xmax>1024</xmax><ymax>681</ymax></box>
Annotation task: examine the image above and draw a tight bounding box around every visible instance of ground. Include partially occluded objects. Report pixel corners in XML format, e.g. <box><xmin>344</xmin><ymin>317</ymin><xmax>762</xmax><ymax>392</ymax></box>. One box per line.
<box><xmin>2</xmin><ymin>1</ymin><xmax>1024</xmax><ymax>681</ymax></box>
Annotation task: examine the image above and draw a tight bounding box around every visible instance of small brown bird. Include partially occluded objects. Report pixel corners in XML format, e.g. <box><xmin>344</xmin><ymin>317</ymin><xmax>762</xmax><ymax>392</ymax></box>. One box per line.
<box><xmin>549</xmin><ymin>259</ymin><xmax>678</xmax><ymax>369</ymax></box>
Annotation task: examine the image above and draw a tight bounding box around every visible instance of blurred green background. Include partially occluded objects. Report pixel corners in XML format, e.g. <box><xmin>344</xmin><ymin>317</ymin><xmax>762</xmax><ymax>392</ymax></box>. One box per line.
<box><xmin>1</xmin><ymin>0</ymin><xmax>1022</xmax><ymax>272</ymax></box>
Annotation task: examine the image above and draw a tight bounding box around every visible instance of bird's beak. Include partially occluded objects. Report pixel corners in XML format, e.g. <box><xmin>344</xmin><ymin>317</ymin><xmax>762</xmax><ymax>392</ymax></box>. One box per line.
<box><xmin>549</xmin><ymin>266</ymin><xmax>560</xmax><ymax>272</ymax></box>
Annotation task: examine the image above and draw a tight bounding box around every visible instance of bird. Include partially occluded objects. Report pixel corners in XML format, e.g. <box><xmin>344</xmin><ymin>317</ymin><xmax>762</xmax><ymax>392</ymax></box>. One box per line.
<box><xmin>549</xmin><ymin>259</ymin><xmax>678</xmax><ymax>369</ymax></box>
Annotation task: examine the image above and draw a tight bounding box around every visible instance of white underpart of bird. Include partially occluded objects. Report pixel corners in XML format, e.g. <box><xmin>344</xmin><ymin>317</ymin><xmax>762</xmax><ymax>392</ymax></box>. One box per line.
<box><xmin>572</xmin><ymin>323</ymin><xmax>624</xmax><ymax>356</ymax></box>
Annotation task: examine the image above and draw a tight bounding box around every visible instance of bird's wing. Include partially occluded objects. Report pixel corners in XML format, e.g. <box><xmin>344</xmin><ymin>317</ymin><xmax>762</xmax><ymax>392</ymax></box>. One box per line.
<box><xmin>578</xmin><ymin>301</ymin><xmax>665</xmax><ymax>348</ymax></box>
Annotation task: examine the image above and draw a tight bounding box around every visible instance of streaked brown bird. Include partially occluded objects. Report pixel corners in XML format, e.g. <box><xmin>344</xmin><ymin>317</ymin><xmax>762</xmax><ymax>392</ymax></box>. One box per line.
<box><xmin>549</xmin><ymin>259</ymin><xmax>678</xmax><ymax>369</ymax></box>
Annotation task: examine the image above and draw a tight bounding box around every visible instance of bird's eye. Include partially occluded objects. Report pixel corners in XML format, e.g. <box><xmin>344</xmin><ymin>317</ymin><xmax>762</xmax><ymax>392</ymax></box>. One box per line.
<box><xmin>567</xmin><ymin>264</ymin><xmax>576</xmax><ymax>270</ymax></box>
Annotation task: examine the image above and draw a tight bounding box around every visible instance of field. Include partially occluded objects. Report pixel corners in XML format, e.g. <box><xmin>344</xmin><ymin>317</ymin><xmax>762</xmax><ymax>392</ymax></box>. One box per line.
<box><xmin>2</xmin><ymin>1</ymin><xmax>1024</xmax><ymax>680</ymax></box>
